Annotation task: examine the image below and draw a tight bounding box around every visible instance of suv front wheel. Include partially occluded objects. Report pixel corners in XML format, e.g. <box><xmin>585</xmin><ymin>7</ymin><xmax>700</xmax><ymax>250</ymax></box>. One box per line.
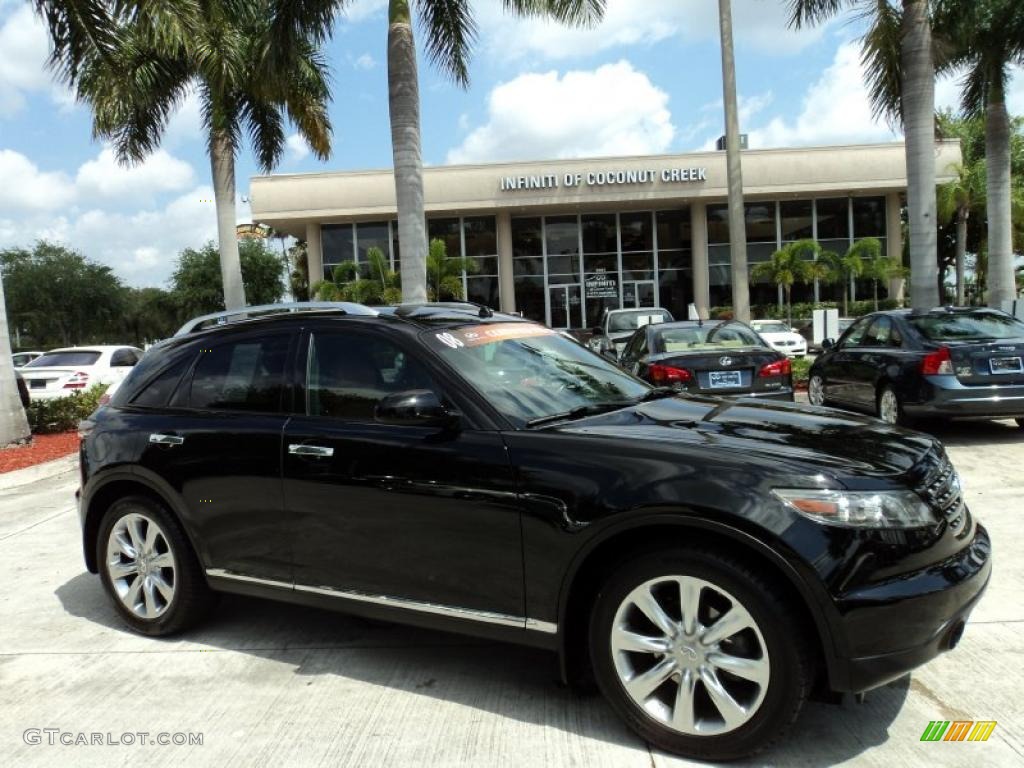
<box><xmin>588</xmin><ymin>548</ymin><xmax>812</xmax><ymax>761</ymax></box>
<box><xmin>97</xmin><ymin>496</ymin><xmax>213</xmax><ymax>636</ymax></box>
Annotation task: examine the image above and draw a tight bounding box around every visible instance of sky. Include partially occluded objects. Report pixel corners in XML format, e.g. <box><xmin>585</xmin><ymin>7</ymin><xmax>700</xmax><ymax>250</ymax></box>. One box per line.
<box><xmin>1</xmin><ymin>0</ymin><xmax>1022</xmax><ymax>289</ymax></box>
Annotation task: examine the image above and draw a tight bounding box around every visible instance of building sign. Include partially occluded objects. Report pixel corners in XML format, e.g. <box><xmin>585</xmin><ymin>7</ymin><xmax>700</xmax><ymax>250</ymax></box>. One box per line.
<box><xmin>585</xmin><ymin>272</ymin><xmax>618</xmax><ymax>300</ymax></box>
<box><xmin>499</xmin><ymin>167</ymin><xmax>708</xmax><ymax>192</ymax></box>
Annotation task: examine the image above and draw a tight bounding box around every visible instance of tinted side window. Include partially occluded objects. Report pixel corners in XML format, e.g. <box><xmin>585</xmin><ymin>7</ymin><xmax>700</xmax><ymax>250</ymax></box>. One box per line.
<box><xmin>841</xmin><ymin>317</ymin><xmax>872</xmax><ymax>348</ymax></box>
<box><xmin>862</xmin><ymin>316</ymin><xmax>893</xmax><ymax>347</ymax></box>
<box><xmin>307</xmin><ymin>332</ymin><xmax>438</xmax><ymax>421</ymax></box>
<box><xmin>131</xmin><ymin>354</ymin><xmax>195</xmax><ymax>408</ymax></box>
<box><xmin>188</xmin><ymin>336</ymin><xmax>291</xmax><ymax>412</ymax></box>
<box><xmin>110</xmin><ymin>348</ymin><xmax>139</xmax><ymax>366</ymax></box>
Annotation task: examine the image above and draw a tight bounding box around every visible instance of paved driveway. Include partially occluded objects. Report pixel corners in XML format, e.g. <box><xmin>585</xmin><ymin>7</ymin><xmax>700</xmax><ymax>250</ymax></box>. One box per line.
<box><xmin>1</xmin><ymin>421</ymin><xmax>1022</xmax><ymax>767</ymax></box>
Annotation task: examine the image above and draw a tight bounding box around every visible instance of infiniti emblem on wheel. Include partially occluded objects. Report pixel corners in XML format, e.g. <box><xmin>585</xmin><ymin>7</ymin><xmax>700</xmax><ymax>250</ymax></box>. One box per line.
<box><xmin>719</xmin><ymin>356</ymin><xmax>734</xmax><ymax>366</ymax></box>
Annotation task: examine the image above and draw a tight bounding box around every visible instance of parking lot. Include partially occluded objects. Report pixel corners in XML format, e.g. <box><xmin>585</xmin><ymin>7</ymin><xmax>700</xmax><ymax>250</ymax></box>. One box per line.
<box><xmin>1</xmin><ymin>419</ymin><xmax>1022</xmax><ymax>768</ymax></box>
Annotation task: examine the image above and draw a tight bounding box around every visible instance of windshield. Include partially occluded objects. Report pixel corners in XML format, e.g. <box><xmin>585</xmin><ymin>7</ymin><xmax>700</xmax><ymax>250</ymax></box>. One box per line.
<box><xmin>753</xmin><ymin>322</ymin><xmax>790</xmax><ymax>334</ymax></box>
<box><xmin>653</xmin><ymin>323</ymin><xmax>766</xmax><ymax>353</ymax></box>
<box><xmin>426</xmin><ymin>322</ymin><xmax>649</xmax><ymax>427</ymax></box>
<box><xmin>607</xmin><ymin>309</ymin><xmax>672</xmax><ymax>333</ymax></box>
<box><xmin>908</xmin><ymin>312</ymin><xmax>1024</xmax><ymax>342</ymax></box>
<box><xmin>25</xmin><ymin>350</ymin><xmax>102</xmax><ymax>367</ymax></box>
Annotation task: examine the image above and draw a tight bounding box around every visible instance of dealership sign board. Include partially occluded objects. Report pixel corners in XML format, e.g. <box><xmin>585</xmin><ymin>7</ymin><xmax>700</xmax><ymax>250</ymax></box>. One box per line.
<box><xmin>499</xmin><ymin>167</ymin><xmax>708</xmax><ymax>192</ymax></box>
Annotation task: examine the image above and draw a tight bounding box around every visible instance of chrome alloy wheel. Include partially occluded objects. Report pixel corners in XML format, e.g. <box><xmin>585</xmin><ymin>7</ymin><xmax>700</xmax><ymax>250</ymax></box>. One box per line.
<box><xmin>106</xmin><ymin>513</ymin><xmax>177</xmax><ymax>619</ymax></box>
<box><xmin>808</xmin><ymin>375</ymin><xmax>825</xmax><ymax>406</ymax></box>
<box><xmin>610</xmin><ymin>576</ymin><xmax>770</xmax><ymax>736</ymax></box>
<box><xmin>878</xmin><ymin>389</ymin><xmax>899</xmax><ymax>425</ymax></box>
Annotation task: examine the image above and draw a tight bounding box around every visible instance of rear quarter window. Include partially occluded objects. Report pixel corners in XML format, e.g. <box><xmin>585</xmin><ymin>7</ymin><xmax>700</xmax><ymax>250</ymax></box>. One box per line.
<box><xmin>129</xmin><ymin>354</ymin><xmax>196</xmax><ymax>408</ymax></box>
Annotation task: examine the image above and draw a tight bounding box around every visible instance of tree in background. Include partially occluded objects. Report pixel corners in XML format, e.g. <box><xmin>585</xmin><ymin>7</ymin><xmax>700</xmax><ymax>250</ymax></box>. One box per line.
<box><xmin>789</xmin><ymin>0</ymin><xmax>939</xmax><ymax>310</ymax></box>
<box><xmin>750</xmin><ymin>240</ymin><xmax>819</xmax><ymax>326</ymax></box>
<box><xmin>289</xmin><ymin>241</ymin><xmax>311</xmax><ymax>302</ymax></box>
<box><xmin>313</xmin><ymin>248</ymin><xmax>401</xmax><ymax>305</ymax></box>
<box><xmin>170</xmin><ymin>239</ymin><xmax>285</xmax><ymax>319</ymax></box>
<box><xmin>935</xmin><ymin>0</ymin><xmax>1024</xmax><ymax>307</ymax></box>
<box><xmin>426</xmin><ymin>238</ymin><xmax>477</xmax><ymax>302</ymax></box>
<box><xmin>121</xmin><ymin>287</ymin><xmax>180</xmax><ymax>346</ymax></box>
<box><xmin>937</xmin><ymin>159</ymin><xmax>985</xmax><ymax>304</ymax></box>
<box><xmin>1</xmin><ymin>242</ymin><xmax>125</xmax><ymax>348</ymax></box>
<box><xmin>0</xmin><ymin>268</ymin><xmax>30</xmax><ymax>447</ymax></box>
<box><xmin>385</xmin><ymin>0</ymin><xmax>603</xmax><ymax>304</ymax></box>
<box><xmin>53</xmin><ymin>1</ymin><xmax>334</xmax><ymax>311</ymax></box>
<box><xmin>860</xmin><ymin>243</ymin><xmax>907</xmax><ymax>311</ymax></box>
<box><xmin>820</xmin><ymin>245</ymin><xmax>867</xmax><ymax>317</ymax></box>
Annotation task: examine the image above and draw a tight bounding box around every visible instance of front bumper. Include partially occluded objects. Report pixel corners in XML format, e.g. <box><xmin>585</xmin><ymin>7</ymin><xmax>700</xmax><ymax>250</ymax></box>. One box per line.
<box><xmin>904</xmin><ymin>375</ymin><xmax>1024</xmax><ymax>419</ymax></box>
<box><xmin>832</xmin><ymin>522</ymin><xmax>991</xmax><ymax>693</ymax></box>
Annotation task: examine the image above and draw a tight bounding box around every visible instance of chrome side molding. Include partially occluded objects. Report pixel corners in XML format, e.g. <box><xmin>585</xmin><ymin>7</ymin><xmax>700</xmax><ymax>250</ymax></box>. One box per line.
<box><xmin>206</xmin><ymin>568</ymin><xmax>557</xmax><ymax>634</ymax></box>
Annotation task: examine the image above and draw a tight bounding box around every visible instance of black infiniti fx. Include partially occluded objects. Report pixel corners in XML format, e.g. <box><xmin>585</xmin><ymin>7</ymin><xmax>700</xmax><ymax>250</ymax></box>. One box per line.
<box><xmin>808</xmin><ymin>307</ymin><xmax>1024</xmax><ymax>427</ymax></box>
<box><xmin>78</xmin><ymin>302</ymin><xmax>990</xmax><ymax>761</ymax></box>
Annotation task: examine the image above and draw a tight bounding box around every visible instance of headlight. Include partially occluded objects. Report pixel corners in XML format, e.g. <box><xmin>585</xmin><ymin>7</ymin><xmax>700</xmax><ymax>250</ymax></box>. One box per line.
<box><xmin>772</xmin><ymin>488</ymin><xmax>937</xmax><ymax>528</ymax></box>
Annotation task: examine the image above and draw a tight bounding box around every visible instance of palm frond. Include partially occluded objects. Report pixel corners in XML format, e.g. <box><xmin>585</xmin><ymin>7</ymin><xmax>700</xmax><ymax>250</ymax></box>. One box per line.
<box><xmin>860</xmin><ymin>0</ymin><xmax>903</xmax><ymax>128</ymax></box>
<box><xmin>503</xmin><ymin>0</ymin><xmax>604</xmax><ymax>27</ymax></box>
<box><xmin>419</xmin><ymin>0</ymin><xmax>477</xmax><ymax>86</ymax></box>
<box><xmin>34</xmin><ymin>0</ymin><xmax>118</xmax><ymax>83</ymax></box>
<box><xmin>786</xmin><ymin>0</ymin><xmax>850</xmax><ymax>30</ymax></box>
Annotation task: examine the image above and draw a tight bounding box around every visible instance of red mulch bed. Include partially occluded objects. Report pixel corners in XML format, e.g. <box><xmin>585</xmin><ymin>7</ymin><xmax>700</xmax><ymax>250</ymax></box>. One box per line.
<box><xmin>0</xmin><ymin>431</ymin><xmax>80</xmax><ymax>474</ymax></box>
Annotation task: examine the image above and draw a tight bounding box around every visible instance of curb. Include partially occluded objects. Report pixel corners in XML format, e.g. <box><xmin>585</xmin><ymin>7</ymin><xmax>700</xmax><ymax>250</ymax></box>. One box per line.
<box><xmin>0</xmin><ymin>453</ymin><xmax>78</xmax><ymax>491</ymax></box>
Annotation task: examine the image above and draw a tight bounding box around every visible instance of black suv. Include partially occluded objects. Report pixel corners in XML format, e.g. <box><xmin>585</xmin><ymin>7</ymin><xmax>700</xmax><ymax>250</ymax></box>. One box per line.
<box><xmin>78</xmin><ymin>302</ymin><xmax>991</xmax><ymax>761</ymax></box>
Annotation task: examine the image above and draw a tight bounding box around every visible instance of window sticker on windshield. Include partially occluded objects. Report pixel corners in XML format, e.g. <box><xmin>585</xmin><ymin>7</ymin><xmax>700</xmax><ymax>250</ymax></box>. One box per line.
<box><xmin>638</xmin><ymin>315</ymin><xmax>664</xmax><ymax>327</ymax></box>
<box><xmin>431</xmin><ymin>323</ymin><xmax>556</xmax><ymax>349</ymax></box>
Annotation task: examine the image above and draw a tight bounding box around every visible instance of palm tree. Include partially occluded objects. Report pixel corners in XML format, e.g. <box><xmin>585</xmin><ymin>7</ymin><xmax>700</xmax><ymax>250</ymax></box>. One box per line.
<box><xmin>789</xmin><ymin>0</ymin><xmax>940</xmax><ymax>311</ymax></box>
<box><xmin>45</xmin><ymin>1</ymin><xmax>334</xmax><ymax>311</ymax></box>
<box><xmin>820</xmin><ymin>246</ymin><xmax>866</xmax><ymax>316</ymax></box>
<box><xmin>718</xmin><ymin>0</ymin><xmax>750</xmax><ymax>322</ymax></box>
<box><xmin>426</xmin><ymin>238</ymin><xmax>477</xmax><ymax>301</ymax></box>
<box><xmin>862</xmin><ymin>247</ymin><xmax>907</xmax><ymax>311</ymax></box>
<box><xmin>0</xmin><ymin>270</ymin><xmax>31</xmax><ymax>447</ymax></box>
<box><xmin>313</xmin><ymin>248</ymin><xmax>402</xmax><ymax>305</ymax></box>
<box><xmin>935</xmin><ymin>0</ymin><xmax>1024</xmax><ymax>308</ymax></box>
<box><xmin>386</xmin><ymin>0</ymin><xmax>603</xmax><ymax>305</ymax></box>
<box><xmin>937</xmin><ymin>160</ymin><xmax>985</xmax><ymax>304</ymax></box>
<box><xmin>750</xmin><ymin>241</ymin><xmax>818</xmax><ymax>325</ymax></box>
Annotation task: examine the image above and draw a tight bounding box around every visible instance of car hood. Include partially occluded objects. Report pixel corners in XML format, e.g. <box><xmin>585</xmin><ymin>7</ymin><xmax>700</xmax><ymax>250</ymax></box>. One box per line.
<box><xmin>548</xmin><ymin>395</ymin><xmax>937</xmax><ymax>480</ymax></box>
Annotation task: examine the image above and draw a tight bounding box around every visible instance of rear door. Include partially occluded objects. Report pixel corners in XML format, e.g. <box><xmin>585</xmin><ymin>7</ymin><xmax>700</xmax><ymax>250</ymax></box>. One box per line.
<box><xmin>134</xmin><ymin>329</ymin><xmax>297</xmax><ymax>581</ymax></box>
<box><xmin>821</xmin><ymin>316</ymin><xmax>872</xmax><ymax>405</ymax></box>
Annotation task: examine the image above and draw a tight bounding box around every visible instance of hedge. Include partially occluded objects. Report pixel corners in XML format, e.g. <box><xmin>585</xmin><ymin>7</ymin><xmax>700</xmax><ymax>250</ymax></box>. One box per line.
<box><xmin>26</xmin><ymin>384</ymin><xmax>107</xmax><ymax>434</ymax></box>
<box><xmin>709</xmin><ymin>299</ymin><xmax>903</xmax><ymax>322</ymax></box>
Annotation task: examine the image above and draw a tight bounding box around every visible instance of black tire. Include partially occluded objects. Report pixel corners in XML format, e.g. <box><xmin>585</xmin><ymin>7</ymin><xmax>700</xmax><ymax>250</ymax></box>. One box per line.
<box><xmin>1016</xmin><ymin>418</ymin><xmax>1024</xmax><ymax>429</ymax></box>
<box><xmin>588</xmin><ymin>548</ymin><xmax>813</xmax><ymax>762</ymax></box>
<box><xmin>97</xmin><ymin>495</ymin><xmax>213</xmax><ymax>636</ymax></box>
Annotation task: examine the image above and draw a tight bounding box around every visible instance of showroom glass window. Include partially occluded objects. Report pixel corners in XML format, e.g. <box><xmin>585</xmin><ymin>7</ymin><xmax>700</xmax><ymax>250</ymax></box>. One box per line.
<box><xmin>582</xmin><ymin>213</ymin><xmax>618</xmax><ymax>328</ymax></box>
<box><xmin>322</xmin><ymin>222</ymin><xmax>399</xmax><ymax>281</ymax></box>
<box><xmin>512</xmin><ymin>217</ymin><xmax>545</xmax><ymax>324</ymax></box>
<box><xmin>655</xmin><ymin>210</ymin><xmax>691</xmax><ymax>321</ymax></box>
<box><xmin>706</xmin><ymin>204</ymin><xmax>732</xmax><ymax>308</ymax></box>
<box><xmin>428</xmin><ymin>216</ymin><xmax>500</xmax><ymax>310</ymax></box>
<box><xmin>745</xmin><ymin>202</ymin><xmax>779</xmax><ymax>306</ymax></box>
<box><xmin>852</xmin><ymin>197</ymin><xmax>888</xmax><ymax>302</ymax></box>
<box><xmin>780</xmin><ymin>200</ymin><xmax>816</xmax><ymax>303</ymax></box>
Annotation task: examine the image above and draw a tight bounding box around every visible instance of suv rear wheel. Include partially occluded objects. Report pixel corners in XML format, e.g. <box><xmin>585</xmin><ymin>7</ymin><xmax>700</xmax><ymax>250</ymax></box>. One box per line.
<box><xmin>588</xmin><ymin>548</ymin><xmax>812</xmax><ymax>761</ymax></box>
<box><xmin>98</xmin><ymin>496</ymin><xmax>213</xmax><ymax>636</ymax></box>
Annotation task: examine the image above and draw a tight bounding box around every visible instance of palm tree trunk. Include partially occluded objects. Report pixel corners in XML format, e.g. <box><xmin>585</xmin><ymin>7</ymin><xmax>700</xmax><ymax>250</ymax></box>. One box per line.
<box><xmin>388</xmin><ymin>0</ymin><xmax>428</xmax><ymax>305</ymax></box>
<box><xmin>784</xmin><ymin>284</ymin><xmax>792</xmax><ymax>326</ymax></box>
<box><xmin>873</xmin><ymin>279</ymin><xmax>879</xmax><ymax>311</ymax></box>
<box><xmin>210</xmin><ymin>131</ymin><xmax>246</xmax><ymax>310</ymax></box>
<box><xmin>718</xmin><ymin>0</ymin><xmax>749</xmax><ymax>322</ymax></box>
<box><xmin>986</xmin><ymin>82</ymin><xmax>1015</xmax><ymax>308</ymax></box>
<box><xmin>901</xmin><ymin>0</ymin><xmax>939</xmax><ymax>311</ymax></box>
<box><xmin>0</xmin><ymin>270</ymin><xmax>30</xmax><ymax>447</ymax></box>
<box><xmin>955</xmin><ymin>207</ymin><xmax>968</xmax><ymax>305</ymax></box>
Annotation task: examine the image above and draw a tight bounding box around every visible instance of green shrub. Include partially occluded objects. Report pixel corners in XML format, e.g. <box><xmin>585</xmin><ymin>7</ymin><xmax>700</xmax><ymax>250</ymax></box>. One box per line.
<box><xmin>26</xmin><ymin>384</ymin><xmax>107</xmax><ymax>434</ymax></box>
<box><xmin>791</xmin><ymin>356</ymin><xmax>813</xmax><ymax>386</ymax></box>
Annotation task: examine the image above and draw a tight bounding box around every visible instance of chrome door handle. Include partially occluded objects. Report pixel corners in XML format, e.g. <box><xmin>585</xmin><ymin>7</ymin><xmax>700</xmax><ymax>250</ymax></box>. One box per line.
<box><xmin>288</xmin><ymin>444</ymin><xmax>334</xmax><ymax>458</ymax></box>
<box><xmin>149</xmin><ymin>433</ymin><xmax>184</xmax><ymax>446</ymax></box>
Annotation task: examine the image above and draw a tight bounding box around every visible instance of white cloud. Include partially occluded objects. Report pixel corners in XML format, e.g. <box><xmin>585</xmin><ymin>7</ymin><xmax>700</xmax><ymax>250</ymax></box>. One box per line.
<box><xmin>446</xmin><ymin>60</ymin><xmax>674</xmax><ymax>164</ymax></box>
<box><xmin>746</xmin><ymin>42</ymin><xmax>899</xmax><ymax>148</ymax></box>
<box><xmin>164</xmin><ymin>87</ymin><xmax>205</xmax><ymax>146</ymax></box>
<box><xmin>342</xmin><ymin>0</ymin><xmax>387</xmax><ymax>24</ymax></box>
<box><xmin>353</xmin><ymin>53</ymin><xmax>376</xmax><ymax>70</ymax></box>
<box><xmin>76</xmin><ymin>146</ymin><xmax>194</xmax><ymax>200</ymax></box>
<box><xmin>476</xmin><ymin>0</ymin><xmax>828</xmax><ymax>62</ymax></box>
<box><xmin>284</xmin><ymin>133</ymin><xmax>310</xmax><ymax>162</ymax></box>
<box><xmin>0</xmin><ymin>149</ymin><xmax>76</xmax><ymax>211</ymax></box>
<box><xmin>0</xmin><ymin>6</ymin><xmax>59</xmax><ymax>118</ymax></box>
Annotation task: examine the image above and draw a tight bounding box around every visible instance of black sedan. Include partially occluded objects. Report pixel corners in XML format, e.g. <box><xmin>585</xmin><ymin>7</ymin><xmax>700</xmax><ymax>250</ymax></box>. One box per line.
<box><xmin>619</xmin><ymin>319</ymin><xmax>794</xmax><ymax>401</ymax></box>
<box><xmin>808</xmin><ymin>307</ymin><xmax>1024</xmax><ymax>427</ymax></box>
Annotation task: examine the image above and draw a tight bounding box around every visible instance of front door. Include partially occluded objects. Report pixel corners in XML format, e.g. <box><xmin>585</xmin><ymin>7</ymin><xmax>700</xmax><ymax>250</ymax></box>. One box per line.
<box><xmin>282</xmin><ymin>326</ymin><xmax>524</xmax><ymax>617</ymax></box>
<box><xmin>622</xmin><ymin>280</ymin><xmax>657</xmax><ymax>308</ymax></box>
<box><xmin>549</xmin><ymin>284</ymin><xmax>583</xmax><ymax>329</ymax></box>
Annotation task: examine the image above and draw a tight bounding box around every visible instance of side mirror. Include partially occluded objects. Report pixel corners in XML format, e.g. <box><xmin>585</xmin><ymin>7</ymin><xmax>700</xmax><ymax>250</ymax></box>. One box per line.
<box><xmin>821</xmin><ymin>338</ymin><xmax>835</xmax><ymax>350</ymax></box>
<box><xmin>590</xmin><ymin>327</ymin><xmax>604</xmax><ymax>337</ymax></box>
<box><xmin>375</xmin><ymin>390</ymin><xmax>459</xmax><ymax>428</ymax></box>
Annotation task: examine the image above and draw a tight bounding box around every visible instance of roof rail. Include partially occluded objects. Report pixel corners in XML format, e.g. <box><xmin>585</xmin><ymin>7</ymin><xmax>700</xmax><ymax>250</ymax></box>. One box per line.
<box><xmin>393</xmin><ymin>301</ymin><xmax>494</xmax><ymax>319</ymax></box>
<box><xmin>174</xmin><ymin>301</ymin><xmax>378</xmax><ymax>336</ymax></box>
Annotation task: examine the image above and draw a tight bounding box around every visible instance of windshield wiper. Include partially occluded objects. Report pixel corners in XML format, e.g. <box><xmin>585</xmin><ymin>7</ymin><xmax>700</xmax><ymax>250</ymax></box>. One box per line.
<box><xmin>525</xmin><ymin>401</ymin><xmax>634</xmax><ymax>428</ymax></box>
<box><xmin>635</xmin><ymin>387</ymin><xmax>678</xmax><ymax>402</ymax></box>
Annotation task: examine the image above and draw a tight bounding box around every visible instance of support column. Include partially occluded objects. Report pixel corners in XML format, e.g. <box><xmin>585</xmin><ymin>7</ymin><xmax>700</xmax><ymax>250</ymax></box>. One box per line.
<box><xmin>690</xmin><ymin>202</ymin><xmax>710</xmax><ymax>319</ymax></box>
<box><xmin>496</xmin><ymin>211</ymin><xmax>515</xmax><ymax>314</ymax></box>
<box><xmin>885</xmin><ymin>192</ymin><xmax>905</xmax><ymax>304</ymax></box>
<box><xmin>306</xmin><ymin>222</ymin><xmax>323</xmax><ymax>297</ymax></box>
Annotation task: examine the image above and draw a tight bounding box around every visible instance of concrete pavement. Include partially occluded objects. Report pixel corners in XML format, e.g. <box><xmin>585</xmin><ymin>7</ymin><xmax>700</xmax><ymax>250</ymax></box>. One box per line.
<box><xmin>1</xmin><ymin>423</ymin><xmax>1022</xmax><ymax>767</ymax></box>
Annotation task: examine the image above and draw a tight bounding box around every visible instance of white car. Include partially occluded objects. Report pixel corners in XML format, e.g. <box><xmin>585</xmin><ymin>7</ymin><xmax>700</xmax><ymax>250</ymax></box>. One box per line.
<box><xmin>12</xmin><ymin>350</ymin><xmax>45</xmax><ymax>368</ymax></box>
<box><xmin>19</xmin><ymin>345</ymin><xmax>143</xmax><ymax>401</ymax></box>
<box><xmin>750</xmin><ymin>320</ymin><xmax>808</xmax><ymax>357</ymax></box>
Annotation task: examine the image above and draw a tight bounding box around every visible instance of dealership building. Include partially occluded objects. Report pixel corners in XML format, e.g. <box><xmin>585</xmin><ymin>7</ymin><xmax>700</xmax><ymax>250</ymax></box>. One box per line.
<box><xmin>250</xmin><ymin>141</ymin><xmax>960</xmax><ymax>329</ymax></box>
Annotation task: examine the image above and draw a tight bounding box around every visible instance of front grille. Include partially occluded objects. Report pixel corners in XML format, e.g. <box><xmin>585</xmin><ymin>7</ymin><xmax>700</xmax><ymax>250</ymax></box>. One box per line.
<box><xmin>917</xmin><ymin>453</ymin><xmax>967</xmax><ymax>535</ymax></box>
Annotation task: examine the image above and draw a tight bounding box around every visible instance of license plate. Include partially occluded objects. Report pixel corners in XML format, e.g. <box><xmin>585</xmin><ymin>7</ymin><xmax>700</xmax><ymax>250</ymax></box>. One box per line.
<box><xmin>709</xmin><ymin>371</ymin><xmax>743</xmax><ymax>388</ymax></box>
<box><xmin>29</xmin><ymin>380</ymin><xmax>45</xmax><ymax>389</ymax></box>
<box><xmin>989</xmin><ymin>356</ymin><xmax>1023</xmax><ymax>374</ymax></box>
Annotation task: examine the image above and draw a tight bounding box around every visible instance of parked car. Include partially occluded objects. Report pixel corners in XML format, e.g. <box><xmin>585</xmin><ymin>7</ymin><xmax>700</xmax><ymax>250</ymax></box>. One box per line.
<box><xmin>12</xmin><ymin>350</ymin><xmax>44</xmax><ymax>368</ymax></box>
<box><xmin>588</xmin><ymin>307</ymin><xmax>674</xmax><ymax>358</ymax></box>
<box><xmin>808</xmin><ymin>307</ymin><xmax>1024</xmax><ymax>427</ymax></box>
<box><xmin>13</xmin><ymin>370</ymin><xmax>30</xmax><ymax>408</ymax></box>
<box><xmin>798</xmin><ymin>317</ymin><xmax>854</xmax><ymax>353</ymax></box>
<box><xmin>750</xmin><ymin>320</ymin><xmax>808</xmax><ymax>357</ymax></box>
<box><xmin>19</xmin><ymin>345</ymin><xmax>143</xmax><ymax>400</ymax></box>
<box><xmin>77</xmin><ymin>301</ymin><xmax>990</xmax><ymax>761</ymax></box>
<box><xmin>620</xmin><ymin>319</ymin><xmax>794</xmax><ymax>401</ymax></box>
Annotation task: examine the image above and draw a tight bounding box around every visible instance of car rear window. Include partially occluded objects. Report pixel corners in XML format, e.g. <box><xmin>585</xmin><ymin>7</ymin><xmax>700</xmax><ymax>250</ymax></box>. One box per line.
<box><xmin>25</xmin><ymin>351</ymin><xmax>102</xmax><ymax>367</ymax></box>
<box><xmin>654</xmin><ymin>323</ymin><xmax>765</xmax><ymax>353</ymax></box>
<box><xmin>908</xmin><ymin>312</ymin><xmax>1024</xmax><ymax>342</ymax></box>
<box><xmin>608</xmin><ymin>310</ymin><xmax>672</xmax><ymax>332</ymax></box>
